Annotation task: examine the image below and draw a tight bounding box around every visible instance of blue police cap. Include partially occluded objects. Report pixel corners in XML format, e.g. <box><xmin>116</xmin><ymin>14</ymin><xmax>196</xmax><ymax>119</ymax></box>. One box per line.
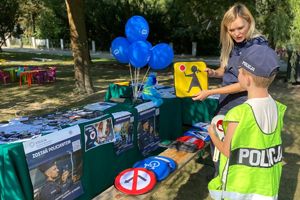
<box><xmin>238</xmin><ymin>44</ymin><xmax>279</xmax><ymax>77</ymax></box>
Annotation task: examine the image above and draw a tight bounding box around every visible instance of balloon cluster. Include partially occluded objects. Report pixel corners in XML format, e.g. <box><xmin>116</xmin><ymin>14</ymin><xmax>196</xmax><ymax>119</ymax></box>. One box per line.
<box><xmin>111</xmin><ymin>16</ymin><xmax>174</xmax><ymax>70</ymax></box>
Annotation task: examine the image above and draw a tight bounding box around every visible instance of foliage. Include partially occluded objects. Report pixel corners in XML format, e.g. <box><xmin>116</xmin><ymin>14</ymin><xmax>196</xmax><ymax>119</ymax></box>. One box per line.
<box><xmin>35</xmin><ymin>9</ymin><xmax>64</xmax><ymax>39</ymax></box>
<box><xmin>84</xmin><ymin>0</ymin><xmax>170</xmax><ymax>51</ymax></box>
<box><xmin>255</xmin><ymin>0</ymin><xmax>292</xmax><ymax>48</ymax></box>
<box><xmin>288</xmin><ymin>0</ymin><xmax>300</xmax><ymax>47</ymax></box>
<box><xmin>0</xmin><ymin>0</ymin><xmax>20</xmax><ymax>50</ymax></box>
<box><xmin>18</xmin><ymin>0</ymin><xmax>44</xmax><ymax>37</ymax></box>
<box><xmin>2</xmin><ymin>0</ymin><xmax>300</xmax><ymax>55</ymax></box>
<box><xmin>18</xmin><ymin>0</ymin><xmax>68</xmax><ymax>39</ymax></box>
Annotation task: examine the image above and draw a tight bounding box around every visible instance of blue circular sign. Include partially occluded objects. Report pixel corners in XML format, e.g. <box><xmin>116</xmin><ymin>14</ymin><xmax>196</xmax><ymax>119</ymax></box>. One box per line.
<box><xmin>133</xmin><ymin>157</ymin><xmax>170</xmax><ymax>181</ymax></box>
<box><xmin>150</xmin><ymin>156</ymin><xmax>177</xmax><ymax>173</ymax></box>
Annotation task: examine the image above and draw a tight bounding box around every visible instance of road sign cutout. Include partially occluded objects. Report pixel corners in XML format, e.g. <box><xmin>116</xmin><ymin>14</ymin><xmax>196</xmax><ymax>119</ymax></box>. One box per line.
<box><xmin>174</xmin><ymin>61</ymin><xmax>208</xmax><ymax>97</ymax></box>
<box><xmin>211</xmin><ymin>115</ymin><xmax>225</xmax><ymax>162</ymax></box>
<box><xmin>114</xmin><ymin>168</ymin><xmax>156</xmax><ymax>195</ymax></box>
<box><xmin>133</xmin><ymin>157</ymin><xmax>171</xmax><ymax>181</ymax></box>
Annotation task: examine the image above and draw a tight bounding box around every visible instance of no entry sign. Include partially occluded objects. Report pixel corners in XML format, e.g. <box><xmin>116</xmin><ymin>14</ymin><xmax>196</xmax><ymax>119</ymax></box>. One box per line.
<box><xmin>211</xmin><ymin>115</ymin><xmax>225</xmax><ymax>138</ymax></box>
<box><xmin>114</xmin><ymin>168</ymin><xmax>156</xmax><ymax>195</ymax></box>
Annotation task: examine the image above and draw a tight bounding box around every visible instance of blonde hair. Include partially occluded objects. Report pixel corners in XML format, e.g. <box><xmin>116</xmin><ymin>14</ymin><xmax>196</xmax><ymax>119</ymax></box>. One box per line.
<box><xmin>241</xmin><ymin>69</ymin><xmax>276</xmax><ymax>88</ymax></box>
<box><xmin>220</xmin><ymin>3</ymin><xmax>261</xmax><ymax>68</ymax></box>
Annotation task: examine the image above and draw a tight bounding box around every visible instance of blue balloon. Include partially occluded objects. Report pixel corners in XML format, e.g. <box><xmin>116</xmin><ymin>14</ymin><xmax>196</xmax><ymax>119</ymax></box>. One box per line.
<box><xmin>145</xmin><ymin>40</ymin><xmax>152</xmax><ymax>49</ymax></box>
<box><xmin>111</xmin><ymin>37</ymin><xmax>130</xmax><ymax>63</ymax></box>
<box><xmin>128</xmin><ymin>41</ymin><xmax>151</xmax><ymax>68</ymax></box>
<box><xmin>149</xmin><ymin>43</ymin><xmax>174</xmax><ymax>70</ymax></box>
<box><xmin>125</xmin><ymin>16</ymin><xmax>149</xmax><ymax>43</ymax></box>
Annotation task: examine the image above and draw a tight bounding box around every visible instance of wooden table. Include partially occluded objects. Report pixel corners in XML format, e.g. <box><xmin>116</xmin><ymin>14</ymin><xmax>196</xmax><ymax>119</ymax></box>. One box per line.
<box><xmin>94</xmin><ymin>148</ymin><xmax>204</xmax><ymax>200</ymax></box>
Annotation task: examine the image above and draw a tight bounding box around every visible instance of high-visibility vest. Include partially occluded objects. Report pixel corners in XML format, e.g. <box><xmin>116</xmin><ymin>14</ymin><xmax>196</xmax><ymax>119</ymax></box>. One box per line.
<box><xmin>208</xmin><ymin>101</ymin><xmax>286</xmax><ymax>200</ymax></box>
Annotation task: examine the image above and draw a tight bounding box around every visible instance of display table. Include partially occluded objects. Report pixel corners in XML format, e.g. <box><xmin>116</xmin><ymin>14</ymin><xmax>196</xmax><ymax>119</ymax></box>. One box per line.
<box><xmin>0</xmin><ymin>84</ymin><xmax>218</xmax><ymax>200</ymax></box>
<box><xmin>0</xmin><ymin>117</ymin><xmax>164</xmax><ymax>200</ymax></box>
<box><xmin>105</xmin><ymin>83</ymin><xmax>219</xmax><ymax>125</ymax></box>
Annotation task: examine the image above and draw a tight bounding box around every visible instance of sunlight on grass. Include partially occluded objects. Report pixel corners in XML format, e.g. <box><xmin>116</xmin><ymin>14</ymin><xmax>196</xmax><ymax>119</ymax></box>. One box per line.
<box><xmin>92</xmin><ymin>58</ymin><xmax>114</xmax><ymax>62</ymax></box>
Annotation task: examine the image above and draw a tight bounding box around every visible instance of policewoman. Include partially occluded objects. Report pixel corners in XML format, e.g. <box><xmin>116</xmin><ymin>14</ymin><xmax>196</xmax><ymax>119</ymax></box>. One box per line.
<box><xmin>192</xmin><ymin>2</ymin><xmax>270</xmax><ymax>178</ymax></box>
<box><xmin>192</xmin><ymin>3</ymin><xmax>268</xmax><ymax>115</ymax></box>
<box><xmin>207</xmin><ymin>45</ymin><xmax>286</xmax><ymax>199</ymax></box>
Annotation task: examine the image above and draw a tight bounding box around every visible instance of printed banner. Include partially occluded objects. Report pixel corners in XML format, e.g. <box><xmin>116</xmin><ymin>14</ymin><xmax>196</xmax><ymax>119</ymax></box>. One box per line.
<box><xmin>84</xmin><ymin>117</ymin><xmax>115</xmax><ymax>151</ymax></box>
<box><xmin>23</xmin><ymin>126</ymin><xmax>84</xmax><ymax>200</ymax></box>
<box><xmin>135</xmin><ymin>102</ymin><xmax>160</xmax><ymax>156</ymax></box>
<box><xmin>112</xmin><ymin>111</ymin><xmax>134</xmax><ymax>155</ymax></box>
<box><xmin>174</xmin><ymin>61</ymin><xmax>208</xmax><ymax>97</ymax></box>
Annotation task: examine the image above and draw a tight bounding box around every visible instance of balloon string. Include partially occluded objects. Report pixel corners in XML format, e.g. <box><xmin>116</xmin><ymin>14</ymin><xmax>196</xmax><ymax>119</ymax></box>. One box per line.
<box><xmin>137</xmin><ymin>68</ymin><xmax>140</xmax><ymax>99</ymax></box>
<box><xmin>134</xmin><ymin>67</ymin><xmax>137</xmax><ymax>100</ymax></box>
<box><xmin>129</xmin><ymin>64</ymin><xmax>134</xmax><ymax>99</ymax></box>
<box><xmin>137</xmin><ymin>66</ymin><xmax>150</xmax><ymax>96</ymax></box>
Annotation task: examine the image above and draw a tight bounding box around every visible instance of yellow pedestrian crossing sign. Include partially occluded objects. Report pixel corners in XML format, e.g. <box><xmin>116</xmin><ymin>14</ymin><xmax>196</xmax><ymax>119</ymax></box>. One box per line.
<box><xmin>174</xmin><ymin>61</ymin><xmax>208</xmax><ymax>97</ymax></box>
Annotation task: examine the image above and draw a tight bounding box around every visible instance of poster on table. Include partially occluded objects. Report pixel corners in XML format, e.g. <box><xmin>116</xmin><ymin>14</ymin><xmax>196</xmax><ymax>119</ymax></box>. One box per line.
<box><xmin>83</xmin><ymin>102</ymin><xmax>117</xmax><ymax>111</ymax></box>
<box><xmin>112</xmin><ymin>111</ymin><xmax>135</xmax><ymax>155</ymax></box>
<box><xmin>174</xmin><ymin>61</ymin><xmax>208</xmax><ymax>97</ymax></box>
<box><xmin>23</xmin><ymin>125</ymin><xmax>84</xmax><ymax>200</ymax></box>
<box><xmin>84</xmin><ymin>116</ymin><xmax>115</xmax><ymax>151</ymax></box>
<box><xmin>135</xmin><ymin>102</ymin><xmax>160</xmax><ymax>156</ymax></box>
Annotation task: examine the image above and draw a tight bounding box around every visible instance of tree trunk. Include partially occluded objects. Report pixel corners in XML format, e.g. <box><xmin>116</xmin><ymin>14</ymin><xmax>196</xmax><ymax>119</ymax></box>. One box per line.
<box><xmin>65</xmin><ymin>0</ymin><xmax>94</xmax><ymax>94</ymax></box>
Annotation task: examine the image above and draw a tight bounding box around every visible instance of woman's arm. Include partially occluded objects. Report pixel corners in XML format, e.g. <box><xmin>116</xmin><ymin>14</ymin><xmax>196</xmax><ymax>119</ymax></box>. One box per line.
<box><xmin>205</xmin><ymin>66</ymin><xmax>225</xmax><ymax>78</ymax></box>
<box><xmin>208</xmin><ymin>122</ymin><xmax>238</xmax><ymax>158</ymax></box>
<box><xmin>192</xmin><ymin>82</ymin><xmax>245</xmax><ymax>101</ymax></box>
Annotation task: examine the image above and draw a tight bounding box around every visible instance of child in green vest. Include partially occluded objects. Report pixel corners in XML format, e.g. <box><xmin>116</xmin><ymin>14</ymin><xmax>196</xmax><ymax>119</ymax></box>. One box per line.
<box><xmin>208</xmin><ymin>44</ymin><xmax>286</xmax><ymax>200</ymax></box>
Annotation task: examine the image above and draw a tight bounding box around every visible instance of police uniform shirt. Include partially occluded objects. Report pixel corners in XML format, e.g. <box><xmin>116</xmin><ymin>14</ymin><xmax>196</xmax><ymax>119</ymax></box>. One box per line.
<box><xmin>39</xmin><ymin>181</ymin><xmax>62</xmax><ymax>200</ymax></box>
<box><xmin>218</xmin><ymin>36</ymin><xmax>268</xmax><ymax>115</ymax></box>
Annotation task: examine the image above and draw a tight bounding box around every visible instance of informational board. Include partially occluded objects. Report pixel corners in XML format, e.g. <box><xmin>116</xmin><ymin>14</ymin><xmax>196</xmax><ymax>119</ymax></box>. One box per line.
<box><xmin>135</xmin><ymin>102</ymin><xmax>160</xmax><ymax>156</ymax></box>
<box><xmin>174</xmin><ymin>61</ymin><xmax>208</xmax><ymax>97</ymax></box>
<box><xmin>112</xmin><ymin>111</ymin><xmax>135</xmax><ymax>155</ymax></box>
<box><xmin>23</xmin><ymin>125</ymin><xmax>84</xmax><ymax>200</ymax></box>
<box><xmin>84</xmin><ymin>116</ymin><xmax>115</xmax><ymax>152</ymax></box>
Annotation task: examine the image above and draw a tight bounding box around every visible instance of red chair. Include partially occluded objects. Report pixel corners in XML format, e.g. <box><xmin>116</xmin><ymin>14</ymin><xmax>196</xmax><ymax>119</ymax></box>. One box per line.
<box><xmin>0</xmin><ymin>70</ymin><xmax>10</xmax><ymax>84</ymax></box>
<box><xmin>47</xmin><ymin>67</ymin><xmax>56</xmax><ymax>82</ymax></box>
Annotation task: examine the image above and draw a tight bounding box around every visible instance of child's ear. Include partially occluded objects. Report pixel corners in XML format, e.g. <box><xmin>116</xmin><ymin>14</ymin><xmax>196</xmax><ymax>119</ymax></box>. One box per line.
<box><xmin>246</xmin><ymin>74</ymin><xmax>252</xmax><ymax>87</ymax></box>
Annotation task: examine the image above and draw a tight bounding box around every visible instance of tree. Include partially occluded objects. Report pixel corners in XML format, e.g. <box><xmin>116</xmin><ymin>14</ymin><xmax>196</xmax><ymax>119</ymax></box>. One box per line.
<box><xmin>18</xmin><ymin>0</ymin><xmax>44</xmax><ymax>37</ymax></box>
<box><xmin>65</xmin><ymin>0</ymin><xmax>94</xmax><ymax>94</ymax></box>
<box><xmin>288</xmin><ymin>0</ymin><xmax>300</xmax><ymax>46</ymax></box>
<box><xmin>255</xmin><ymin>0</ymin><xmax>292</xmax><ymax>48</ymax></box>
<box><xmin>0</xmin><ymin>0</ymin><xmax>20</xmax><ymax>51</ymax></box>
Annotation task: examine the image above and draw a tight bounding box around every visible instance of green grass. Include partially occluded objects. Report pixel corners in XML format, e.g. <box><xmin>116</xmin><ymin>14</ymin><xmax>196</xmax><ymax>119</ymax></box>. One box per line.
<box><xmin>0</xmin><ymin>51</ymin><xmax>72</xmax><ymax>61</ymax></box>
<box><xmin>0</xmin><ymin>51</ymin><xmax>115</xmax><ymax>67</ymax></box>
<box><xmin>0</xmin><ymin>53</ymin><xmax>173</xmax><ymax>122</ymax></box>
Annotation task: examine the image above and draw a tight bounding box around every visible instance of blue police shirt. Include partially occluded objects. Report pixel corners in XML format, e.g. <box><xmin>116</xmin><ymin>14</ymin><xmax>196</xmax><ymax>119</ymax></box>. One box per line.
<box><xmin>217</xmin><ymin>36</ymin><xmax>268</xmax><ymax>115</ymax></box>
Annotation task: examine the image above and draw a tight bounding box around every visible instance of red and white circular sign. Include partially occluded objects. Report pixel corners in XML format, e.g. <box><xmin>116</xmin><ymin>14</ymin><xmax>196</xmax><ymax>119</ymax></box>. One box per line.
<box><xmin>211</xmin><ymin>115</ymin><xmax>225</xmax><ymax>138</ymax></box>
<box><xmin>114</xmin><ymin>168</ymin><xmax>156</xmax><ymax>195</ymax></box>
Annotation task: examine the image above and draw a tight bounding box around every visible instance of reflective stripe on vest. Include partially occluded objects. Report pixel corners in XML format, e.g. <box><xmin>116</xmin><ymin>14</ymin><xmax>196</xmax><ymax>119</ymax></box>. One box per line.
<box><xmin>229</xmin><ymin>144</ymin><xmax>282</xmax><ymax>168</ymax></box>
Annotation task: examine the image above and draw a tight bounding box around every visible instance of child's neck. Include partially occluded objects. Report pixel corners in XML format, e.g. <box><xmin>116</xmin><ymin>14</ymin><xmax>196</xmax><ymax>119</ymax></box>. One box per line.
<box><xmin>247</xmin><ymin>87</ymin><xmax>269</xmax><ymax>99</ymax></box>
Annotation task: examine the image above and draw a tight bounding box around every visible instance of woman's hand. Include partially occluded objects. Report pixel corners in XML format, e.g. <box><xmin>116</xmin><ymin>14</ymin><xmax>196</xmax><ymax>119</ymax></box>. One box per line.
<box><xmin>192</xmin><ymin>90</ymin><xmax>211</xmax><ymax>101</ymax></box>
<box><xmin>205</xmin><ymin>68</ymin><xmax>217</xmax><ymax>77</ymax></box>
